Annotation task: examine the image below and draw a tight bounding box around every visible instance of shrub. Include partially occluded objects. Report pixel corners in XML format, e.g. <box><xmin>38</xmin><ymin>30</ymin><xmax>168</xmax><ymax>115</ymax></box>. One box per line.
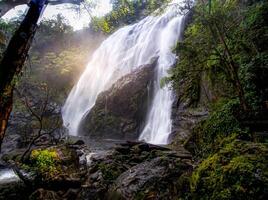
<box><xmin>189</xmin><ymin>98</ymin><xmax>250</xmax><ymax>157</ymax></box>
<box><xmin>30</xmin><ymin>149</ymin><xmax>60</xmax><ymax>177</ymax></box>
<box><xmin>191</xmin><ymin>139</ymin><xmax>268</xmax><ymax>200</ymax></box>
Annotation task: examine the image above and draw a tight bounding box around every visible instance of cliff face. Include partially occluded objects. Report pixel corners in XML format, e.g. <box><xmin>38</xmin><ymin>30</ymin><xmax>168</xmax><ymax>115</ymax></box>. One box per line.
<box><xmin>79</xmin><ymin>60</ymin><xmax>157</xmax><ymax>140</ymax></box>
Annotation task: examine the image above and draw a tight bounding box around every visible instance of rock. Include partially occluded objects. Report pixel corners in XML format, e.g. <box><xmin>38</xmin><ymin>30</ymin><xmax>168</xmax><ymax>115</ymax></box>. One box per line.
<box><xmin>1</xmin><ymin>141</ymin><xmax>193</xmax><ymax>200</ymax></box>
<box><xmin>108</xmin><ymin>157</ymin><xmax>192</xmax><ymax>200</ymax></box>
<box><xmin>73</xmin><ymin>140</ymin><xmax>85</xmax><ymax>146</ymax></box>
<box><xmin>78</xmin><ymin>142</ymin><xmax>192</xmax><ymax>199</ymax></box>
<box><xmin>9</xmin><ymin>143</ymin><xmax>89</xmax><ymax>192</ymax></box>
<box><xmin>29</xmin><ymin>189</ymin><xmax>61</xmax><ymax>200</ymax></box>
<box><xmin>0</xmin><ymin>132</ymin><xmax>21</xmax><ymax>156</ymax></box>
<box><xmin>13</xmin><ymin>166</ymin><xmax>38</xmax><ymax>187</ymax></box>
<box><xmin>170</xmin><ymin>105</ymin><xmax>208</xmax><ymax>149</ymax></box>
<box><xmin>170</xmin><ymin>65</ymin><xmax>211</xmax><ymax>150</ymax></box>
<box><xmin>79</xmin><ymin>60</ymin><xmax>157</xmax><ymax>140</ymax></box>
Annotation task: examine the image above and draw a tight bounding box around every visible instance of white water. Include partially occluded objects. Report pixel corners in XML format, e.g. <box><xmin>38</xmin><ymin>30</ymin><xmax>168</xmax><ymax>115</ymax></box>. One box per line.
<box><xmin>62</xmin><ymin>1</ymin><xmax>185</xmax><ymax>144</ymax></box>
<box><xmin>0</xmin><ymin>168</ymin><xmax>20</xmax><ymax>183</ymax></box>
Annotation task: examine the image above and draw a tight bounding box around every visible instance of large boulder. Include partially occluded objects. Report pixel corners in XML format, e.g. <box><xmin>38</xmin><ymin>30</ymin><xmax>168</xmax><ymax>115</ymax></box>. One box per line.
<box><xmin>79</xmin><ymin>61</ymin><xmax>157</xmax><ymax>140</ymax></box>
<box><xmin>109</xmin><ymin>157</ymin><xmax>192</xmax><ymax>200</ymax></box>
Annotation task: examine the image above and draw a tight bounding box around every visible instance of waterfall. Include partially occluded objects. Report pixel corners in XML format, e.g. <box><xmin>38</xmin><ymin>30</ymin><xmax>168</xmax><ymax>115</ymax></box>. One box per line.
<box><xmin>62</xmin><ymin>0</ymin><xmax>185</xmax><ymax>144</ymax></box>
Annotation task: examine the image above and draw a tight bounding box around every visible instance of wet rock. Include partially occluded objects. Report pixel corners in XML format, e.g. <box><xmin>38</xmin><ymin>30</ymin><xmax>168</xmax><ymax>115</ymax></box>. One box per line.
<box><xmin>79</xmin><ymin>60</ymin><xmax>157</xmax><ymax>140</ymax></box>
<box><xmin>1</xmin><ymin>141</ymin><xmax>193</xmax><ymax>200</ymax></box>
<box><xmin>73</xmin><ymin>140</ymin><xmax>85</xmax><ymax>146</ymax></box>
<box><xmin>1</xmin><ymin>133</ymin><xmax>21</xmax><ymax>155</ymax></box>
<box><xmin>78</xmin><ymin>142</ymin><xmax>192</xmax><ymax>199</ymax></box>
<box><xmin>109</xmin><ymin>157</ymin><xmax>192</xmax><ymax>200</ymax></box>
<box><xmin>170</xmin><ymin>107</ymin><xmax>208</xmax><ymax>150</ymax></box>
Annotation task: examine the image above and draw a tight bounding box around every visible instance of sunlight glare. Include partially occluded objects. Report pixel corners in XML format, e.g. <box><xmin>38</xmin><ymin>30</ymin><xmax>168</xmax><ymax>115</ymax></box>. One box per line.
<box><xmin>1</xmin><ymin>0</ymin><xmax>112</xmax><ymax>30</ymax></box>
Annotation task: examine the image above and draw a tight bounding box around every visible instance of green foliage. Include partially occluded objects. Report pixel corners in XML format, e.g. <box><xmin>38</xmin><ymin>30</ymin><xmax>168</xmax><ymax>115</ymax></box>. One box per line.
<box><xmin>33</xmin><ymin>15</ymin><xmax>73</xmax><ymax>51</ymax></box>
<box><xmin>13</xmin><ymin>16</ymin><xmax>97</xmax><ymax>104</ymax></box>
<box><xmin>191</xmin><ymin>139</ymin><xmax>268</xmax><ymax>200</ymax></box>
<box><xmin>170</xmin><ymin>0</ymin><xmax>268</xmax><ymax>110</ymax></box>
<box><xmin>30</xmin><ymin>149</ymin><xmax>60</xmax><ymax>177</ymax></box>
<box><xmin>28</xmin><ymin>47</ymin><xmax>89</xmax><ymax>98</ymax></box>
<box><xmin>0</xmin><ymin>19</ymin><xmax>17</xmax><ymax>60</ymax></box>
<box><xmin>189</xmin><ymin>98</ymin><xmax>250</xmax><ymax>157</ymax></box>
<box><xmin>91</xmin><ymin>0</ymin><xmax>171</xmax><ymax>33</ymax></box>
<box><xmin>181</xmin><ymin>3</ymin><xmax>268</xmax><ymax>195</ymax></box>
<box><xmin>0</xmin><ymin>16</ymin><xmax>76</xmax><ymax>96</ymax></box>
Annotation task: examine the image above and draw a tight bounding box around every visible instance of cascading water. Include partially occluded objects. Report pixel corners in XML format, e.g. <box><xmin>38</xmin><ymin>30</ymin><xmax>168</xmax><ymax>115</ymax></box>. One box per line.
<box><xmin>62</xmin><ymin>0</ymin><xmax>186</xmax><ymax>144</ymax></box>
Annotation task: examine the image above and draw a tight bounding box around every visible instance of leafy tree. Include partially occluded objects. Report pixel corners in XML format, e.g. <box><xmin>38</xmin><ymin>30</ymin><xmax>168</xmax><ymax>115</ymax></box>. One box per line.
<box><xmin>0</xmin><ymin>0</ymin><xmax>99</xmax><ymax>150</ymax></box>
<box><xmin>170</xmin><ymin>0</ymin><xmax>268</xmax><ymax>111</ymax></box>
<box><xmin>91</xmin><ymin>0</ymin><xmax>171</xmax><ymax>33</ymax></box>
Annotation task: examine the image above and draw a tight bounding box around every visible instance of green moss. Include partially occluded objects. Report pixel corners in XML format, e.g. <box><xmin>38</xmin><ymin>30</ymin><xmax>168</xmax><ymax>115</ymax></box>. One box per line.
<box><xmin>85</xmin><ymin>108</ymin><xmax>122</xmax><ymax>136</ymax></box>
<box><xmin>98</xmin><ymin>163</ymin><xmax>122</xmax><ymax>182</ymax></box>
<box><xmin>190</xmin><ymin>140</ymin><xmax>268</xmax><ymax>200</ymax></box>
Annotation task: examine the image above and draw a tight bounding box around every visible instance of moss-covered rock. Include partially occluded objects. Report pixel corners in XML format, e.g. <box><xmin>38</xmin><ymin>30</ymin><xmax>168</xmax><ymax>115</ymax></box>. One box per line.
<box><xmin>13</xmin><ymin>142</ymin><xmax>89</xmax><ymax>193</ymax></box>
<box><xmin>190</xmin><ymin>139</ymin><xmax>268</xmax><ymax>200</ymax></box>
<box><xmin>184</xmin><ymin>99</ymin><xmax>251</xmax><ymax>157</ymax></box>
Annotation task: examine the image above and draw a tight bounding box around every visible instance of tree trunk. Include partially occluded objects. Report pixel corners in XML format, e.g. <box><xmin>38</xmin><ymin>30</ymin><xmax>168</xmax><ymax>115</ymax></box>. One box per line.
<box><xmin>200</xmin><ymin>0</ymin><xmax>248</xmax><ymax>111</ymax></box>
<box><xmin>0</xmin><ymin>86</ymin><xmax>13</xmax><ymax>151</ymax></box>
<box><xmin>0</xmin><ymin>0</ymin><xmax>47</xmax><ymax>151</ymax></box>
<box><xmin>214</xmin><ymin>23</ymin><xmax>248</xmax><ymax>111</ymax></box>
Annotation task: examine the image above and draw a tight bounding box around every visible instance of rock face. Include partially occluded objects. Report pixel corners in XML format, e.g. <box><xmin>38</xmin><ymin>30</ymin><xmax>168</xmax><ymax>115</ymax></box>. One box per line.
<box><xmin>79</xmin><ymin>61</ymin><xmax>157</xmax><ymax>140</ymax></box>
<box><xmin>170</xmin><ymin>106</ymin><xmax>208</xmax><ymax>150</ymax></box>
<box><xmin>170</xmin><ymin>74</ymin><xmax>209</xmax><ymax>148</ymax></box>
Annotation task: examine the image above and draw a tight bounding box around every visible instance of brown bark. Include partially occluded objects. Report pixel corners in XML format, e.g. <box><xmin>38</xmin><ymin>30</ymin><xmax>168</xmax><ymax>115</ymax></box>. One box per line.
<box><xmin>0</xmin><ymin>87</ymin><xmax>13</xmax><ymax>151</ymax></box>
<box><xmin>0</xmin><ymin>0</ymin><xmax>47</xmax><ymax>150</ymax></box>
